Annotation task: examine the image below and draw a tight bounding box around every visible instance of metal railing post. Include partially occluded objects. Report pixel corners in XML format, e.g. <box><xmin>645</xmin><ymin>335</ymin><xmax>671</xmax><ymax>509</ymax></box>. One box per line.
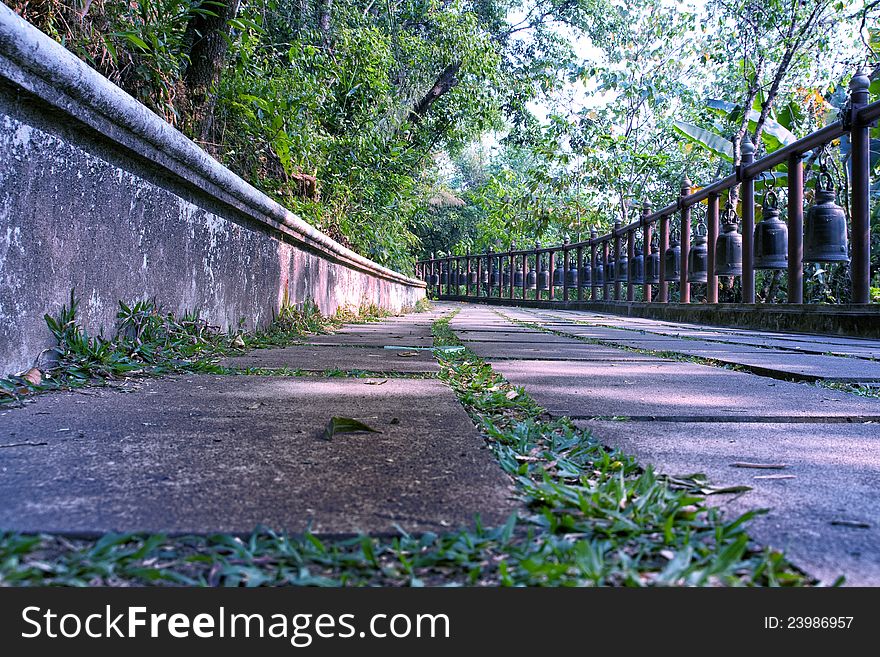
<box><xmin>787</xmin><ymin>154</ymin><xmax>804</xmax><ymax>304</ymax></box>
<box><xmin>590</xmin><ymin>228</ymin><xmax>598</xmax><ymax>301</ymax></box>
<box><xmin>642</xmin><ymin>201</ymin><xmax>652</xmax><ymax>303</ymax></box>
<box><xmin>627</xmin><ymin>229</ymin><xmax>636</xmax><ymax>301</ymax></box>
<box><xmin>562</xmin><ymin>237</ymin><xmax>570</xmax><ymax>301</ymax></box>
<box><xmin>741</xmin><ymin>137</ymin><xmax>756</xmax><ymax>303</ymax></box>
<box><xmin>707</xmin><ymin>193</ymin><xmax>719</xmax><ymax>304</ymax></box>
<box><xmin>850</xmin><ymin>70</ymin><xmax>871</xmax><ymax>304</ymax></box>
<box><xmin>602</xmin><ymin>241</ymin><xmax>610</xmax><ymax>300</ymax></box>
<box><xmin>613</xmin><ymin>221</ymin><xmax>621</xmax><ymax>301</ymax></box>
<box><xmin>680</xmin><ymin>176</ymin><xmax>692</xmax><ymax>303</ymax></box>
<box><xmin>659</xmin><ymin>215</ymin><xmax>669</xmax><ymax>302</ymax></box>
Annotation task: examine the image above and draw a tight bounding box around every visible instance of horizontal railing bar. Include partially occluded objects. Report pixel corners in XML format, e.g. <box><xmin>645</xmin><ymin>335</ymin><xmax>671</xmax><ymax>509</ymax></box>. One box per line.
<box><xmin>420</xmin><ymin>99</ymin><xmax>880</xmax><ymax>271</ymax></box>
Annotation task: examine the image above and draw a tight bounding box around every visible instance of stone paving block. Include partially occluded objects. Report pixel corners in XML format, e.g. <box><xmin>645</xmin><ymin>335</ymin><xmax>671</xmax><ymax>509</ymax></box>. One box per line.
<box><xmin>471</xmin><ymin>343</ymin><xmax>661</xmax><ymax>362</ymax></box>
<box><xmin>488</xmin><ymin>359</ymin><xmax>880</xmax><ymax>420</ymax></box>
<box><xmin>306</xmin><ymin>333</ymin><xmax>435</xmax><ymax>347</ymax></box>
<box><xmin>459</xmin><ymin>333</ymin><xmax>583</xmax><ymax>344</ymax></box>
<box><xmin>219</xmin><ymin>345</ymin><xmax>439</xmax><ymax>373</ymax></box>
<box><xmin>0</xmin><ymin>377</ymin><xmax>514</xmax><ymax>535</ymax></box>
<box><xmin>577</xmin><ymin>419</ymin><xmax>880</xmax><ymax>586</ymax></box>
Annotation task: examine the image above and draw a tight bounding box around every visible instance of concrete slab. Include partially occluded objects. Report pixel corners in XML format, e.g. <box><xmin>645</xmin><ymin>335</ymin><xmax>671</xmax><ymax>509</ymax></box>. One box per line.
<box><xmin>219</xmin><ymin>346</ymin><xmax>439</xmax><ymax>373</ymax></box>
<box><xmin>458</xmin><ymin>333</ymin><xmax>583</xmax><ymax>344</ymax></box>
<box><xmin>0</xmin><ymin>376</ymin><xmax>514</xmax><ymax>535</ymax></box>
<box><xmin>306</xmin><ymin>334</ymin><xmax>435</xmax><ymax>347</ymax></box>
<box><xmin>488</xmin><ymin>359</ymin><xmax>880</xmax><ymax>420</ymax></box>
<box><xmin>471</xmin><ymin>343</ymin><xmax>661</xmax><ymax>362</ymax></box>
<box><xmin>678</xmin><ymin>351</ymin><xmax>880</xmax><ymax>382</ymax></box>
<box><xmin>577</xmin><ymin>419</ymin><xmax>880</xmax><ymax>586</ymax></box>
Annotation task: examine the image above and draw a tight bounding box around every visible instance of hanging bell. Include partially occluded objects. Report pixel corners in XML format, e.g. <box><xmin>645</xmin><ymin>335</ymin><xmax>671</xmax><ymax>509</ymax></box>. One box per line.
<box><xmin>468</xmin><ymin>270</ymin><xmax>478</xmax><ymax>285</ymax></box>
<box><xmin>501</xmin><ymin>265</ymin><xmax>511</xmax><ymax>287</ymax></box>
<box><xmin>538</xmin><ymin>259</ymin><xmax>550</xmax><ymax>290</ymax></box>
<box><xmin>580</xmin><ymin>261</ymin><xmax>591</xmax><ymax>287</ymax></box>
<box><xmin>427</xmin><ymin>271</ymin><xmax>440</xmax><ymax>286</ymax></box>
<box><xmin>513</xmin><ymin>264</ymin><xmax>524</xmax><ymax>287</ymax></box>
<box><xmin>645</xmin><ymin>245</ymin><xmax>660</xmax><ymax>284</ymax></box>
<box><xmin>629</xmin><ymin>247</ymin><xmax>644</xmax><ymax>284</ymax></box>
<box><xmin>664</xmin><ymin>238</ymin><xmax>680</xmax><ymax>280</ymax></box>
<box><xmin>552</xmin><ymin>259</ymin><xmax>565</xmax><ymax>287</ymax></box>
<box><xmin>754</xmin><ymin>189</ymin><xmax>788</xmax><ymax>269</ymax></box>
<box><xmin>490</xmin><ymin>268</ymin><xmax>500</xmax><ymax>287</ymax></box>
<box><xmin>525</xmin><ymin>265</ymin><xmax>537</xmax><ymax>289</ymax></box>
<box><xmin>440</xmin><ymin>264</ymin><xmax>449</xmax><ymax>286</ymax></box>
<box><xmin>804</xmin><ymin>172</ymin><xmax>849</xmax><ymax>263</ymax></box>
<box><xmin>687</xmin><ymin>224</ymin><xmax>708</xmax><ymax>283</ymax></box>
<box><xmin>616</xmin><ymin>254</ymin><xmax>629</xmax><ymax>282</ymax></box>
<box><xmin>607</xmin><ymin>258</ymin><xmax>615</xmax><ymax>282</ymax></box>
<box><xmin>566</xmin><ymin>261</ymin><xmax>579</xmax><ymax>287</ymax></box>
<box><xmin>715</xmin><ymin>206</ymin><xmax>743</xmax><ymax>276</ymax></box>
<box><xmin>592</xmin><ymin>262</ymin><xmax>604</xmax><ymax>286</ymax></box>
<box><xmin>481</xmin><ymin>265</ymin><xmax>489</xmax><ymax>285</ymax></box>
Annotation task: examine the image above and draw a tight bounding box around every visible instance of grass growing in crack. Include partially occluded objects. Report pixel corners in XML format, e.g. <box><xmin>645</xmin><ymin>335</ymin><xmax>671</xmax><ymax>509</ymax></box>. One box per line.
<box><xmin>817</xmin><ymin>381</ymin><xmax>880</xmax><ymax>399</ymax></box>
<box><xmin>428</xmin><ymin>312</ymin><xmax>813</xmax><ymax>586</ymax></box>
<box><xmin>0</xmin><ymin>292</ymin><xmax>403</xmax><ymax>407</ymax></box>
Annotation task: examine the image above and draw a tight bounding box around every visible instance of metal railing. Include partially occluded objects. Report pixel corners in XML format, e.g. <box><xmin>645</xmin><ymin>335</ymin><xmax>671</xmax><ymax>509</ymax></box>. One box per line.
<box><xmin>417</xmin><ymin>70</ymin><xmax>879</xmax><ymax>306</ymax></box>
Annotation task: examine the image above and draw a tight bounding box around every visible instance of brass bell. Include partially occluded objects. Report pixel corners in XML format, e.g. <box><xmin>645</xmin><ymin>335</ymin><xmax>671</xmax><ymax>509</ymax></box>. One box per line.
<box><xmin>468</xmin><ymin>270</ymin><xmax>478</xmax><ymax>285</ymax></box>
<box><xmin>580</xmin><ymin>261</ymin><xmax>592</xmax><ymax>287</ymax></box>
<box><xmin>552</xmin><ymin>259</ymin><xmax>565</xmax><ymax>287</ymax></box>
<box><xmin>664</xmin><ymin>236</ymin><xmax>680</xmax><ymax>280</ymax></box>
<box><xmin>538</xmin><ymin>256</ymin><xmax>550</xmax><ymax>290</ymax></box>
<box><xmin>566</xmin><ymin>261</ymin><xmax>579</xmax><ymax>287</ymax></box>
<box><xmin>490</xmin><ymin>266</ymin><xmax>500</xmax><ymax>287</ymax></box>
<box><xmin>440</xmin><ymin>264</ymin><xmax>449</xmax><ymax>286</ymax></box>
<box><xmin>804</xmin><ymin>171</ymin><xmax>849</xmax><ymax>263</ymax></box>
<box><xmin>607</xmin><ymin>258</ymin><xmax>615</xmax><ymax>282</ymax></box>
<box><xmin>629</xmin><ymin>246</ymin><xmax>644</xmax><ymax>284</ymax></box>
<box><xmin>616</xmin><ymin>254</ymin><xmax>628</xmax><ymax>282</ymax></box>
<box><xmin>592</xmin><ymin>262</ymin><xmax>604</xmax><ymax>286</ymax></box>
<box><xmin>687</xmin><ymin>222</ymin><xmax>708</xmax><ymax>283</ymax></box>
<box><xmin>645</xmin><ymin>239</ymin><xmax>660</xmax><ymax>284</ymax></box>
<box><xmin>754</xmin><ymin>188</ymin><xmax>788</xmax><ymax>269</ymax></box>
<box><xmin>525</xmin><ymin>266</ymin><xmax>537</xmax><ymax>289</ymax></box>
<box><xmin>501</xmin><ymin>265</ymin><xmax>511</xmax><ymax>287</ymax></box>
<box><xmin>513</xmin><ymin>263</ymin><xmax>524</xmax><ymax>287</ymax></box>
<box><xmin>715</xmin><ymin>203</ymin><xmax>742</xmax><ymax>276</ymax></box>
<box><xmin>427</xmin><ymin>271</ymin><xmax>440</xmax><ymax>286</ymax></box>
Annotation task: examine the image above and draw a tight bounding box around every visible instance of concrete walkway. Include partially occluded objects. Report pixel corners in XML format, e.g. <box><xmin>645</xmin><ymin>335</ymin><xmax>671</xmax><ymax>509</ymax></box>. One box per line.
<box><xmin>449</xmin><ymin>303</ymin><xmax>880</xmax><ymax>585</ymax></box>
<box><xmin>2</xmin><ymin>300</ymin><xmax>879</xmax><ymax>585</ymax></box>
<box><xmin>0</xmin><ymin>306</ymin><xmax>515</xmax><ymax>536</ymax></box>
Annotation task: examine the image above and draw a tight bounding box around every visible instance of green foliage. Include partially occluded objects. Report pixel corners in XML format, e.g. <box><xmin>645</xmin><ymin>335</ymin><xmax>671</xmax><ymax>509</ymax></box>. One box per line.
<box><xmin>0</xmin><ymin>291</ymin><xmax>393</xmax><ymax>406</ymax></box>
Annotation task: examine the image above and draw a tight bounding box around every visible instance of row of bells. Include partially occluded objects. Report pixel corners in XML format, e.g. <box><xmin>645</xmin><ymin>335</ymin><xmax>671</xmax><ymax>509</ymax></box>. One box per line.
<box><xmin>428</xmin><ymin>188</ymin><xmax>848</xmax><ymax>286</ymax></box>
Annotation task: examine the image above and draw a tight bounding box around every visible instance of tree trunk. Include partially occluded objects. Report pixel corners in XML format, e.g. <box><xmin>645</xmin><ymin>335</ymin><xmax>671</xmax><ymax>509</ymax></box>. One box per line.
<box><xmin>181</xmin><ymin>0</ymin><xmax>241</xmax><ymax>144</ymax></box>
<box><xmin>408</xmin><ymin>62</ymin><xmax>462</xmax><ymax>124</ymax></box>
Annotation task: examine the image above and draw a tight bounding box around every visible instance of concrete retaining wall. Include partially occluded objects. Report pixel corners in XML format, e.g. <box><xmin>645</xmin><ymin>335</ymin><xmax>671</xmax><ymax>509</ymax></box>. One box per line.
<box><xmin>0</xmin><ymin>6</ymin><xmax>425</xmax><ymax>376</ymax></box>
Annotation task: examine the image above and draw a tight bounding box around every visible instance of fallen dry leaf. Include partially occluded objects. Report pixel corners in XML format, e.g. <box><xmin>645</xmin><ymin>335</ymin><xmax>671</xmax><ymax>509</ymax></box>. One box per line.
<box><xmin>830</xmin><ymin>519</ymin><xmax>870</xmax><ymax>529</ymax></box>
<box><xmin>322</xmin><ymin>416</ymin><xmax>383</xmax><ymax>441</ymax></box>
<box><xmin>363</xmin><ymin>379</ymin><xmax>388</xmax><ymax>385</ymax></box>
<box><xmin>396</xmin><ymin>351</ymin><xmax>420</xmax><ymax>358</ymax></box>
<box><xmin>505</xmin><ymin>390</ymin><xmax>519</xmax><ymax>400</ymax></box>
<box><xmin>23</xmin><ymin>368</ymin><xmax>42</xmax><ymax>386</ymax></box>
